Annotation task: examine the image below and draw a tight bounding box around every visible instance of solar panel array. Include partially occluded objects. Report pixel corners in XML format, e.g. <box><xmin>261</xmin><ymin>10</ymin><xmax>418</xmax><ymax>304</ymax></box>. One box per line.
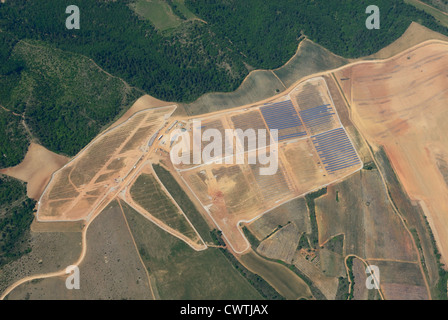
<box><xmin>311</xmin><ymin>128</ymin><xmax>361</xmax><ymax>174</ymax></box>
<box><xmin>260</xmin><ymin>101</ymin><xmax>307</xmax><ymax>141</ymax></box>
<box><xmin>299</xmin><ymin>104</ymin><xmax>336</xmax><ymax>135</ymax></box>
<box><xmin>257</xmin><ymin>94</ymin><xmax>361</xmax><ymax>174</ymax></box>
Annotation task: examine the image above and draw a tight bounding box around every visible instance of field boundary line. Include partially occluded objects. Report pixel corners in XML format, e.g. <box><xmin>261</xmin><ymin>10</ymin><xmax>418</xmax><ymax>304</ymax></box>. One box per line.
<box><xmin>119</xmin><ymin>195</ymin><xmax>207</xmax><ymax>252</ymax></box>
<box><xmin>320</xmin><ymin>232</ymin><xmax>345</xmax><ymax>247</ymax></box>
<box><xmin>410</xmin><ymin>0</ymin><xmax>448</xmax><ymax>17</ymax></box>
<box><xmin>345</xmin><ymin>254</ymin><xmax>385</xmax><ymax>300</ymax></box>
<box><xmin>117</xmin><ymin>198</ymin><xmax>156</xmax><ymax>300</ymax></box>
<box><xmin>270</xmin><ymin>70</ymin><xmax>287</xmax><ymax>90</ymax></box>
<box><xmin>149</xmin><ymin>163</ymin><xmax>208</xmax><ymax>249</ymax></box>
<box><xmin>367</xmin><ymin>258</ymin><xmax>421</xmax><ymax>264</ymax></box>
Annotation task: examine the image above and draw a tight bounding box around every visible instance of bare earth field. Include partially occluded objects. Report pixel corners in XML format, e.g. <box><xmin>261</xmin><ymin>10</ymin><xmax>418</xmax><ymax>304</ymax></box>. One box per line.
<box><xmin>0</xmin><ymin>143</ymin><xmax>69</xmax><ymax>200</ymax></box>
<box><xmin>316</xmin><ymin>169</ymin><xmax>418</xmax><ymax>262</ymax></box>
<box><xmin>336</xmin><ymin>40</ymin><xmax>448</xmax><ymax>265</ymax></box>
<box><xmin>37</xmin><ymin>105</ymin><xmax>176</xmax><ymax>221</ymax></box>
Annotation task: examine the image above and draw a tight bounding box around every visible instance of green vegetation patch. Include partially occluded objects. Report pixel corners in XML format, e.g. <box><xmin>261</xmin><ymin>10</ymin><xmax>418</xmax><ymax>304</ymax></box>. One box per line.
<box><xmin>305</xmin><ymin>187</ymin><xmax>327</xmax><ymax>249</ymax></box>
<box><xmin>0</xmin><ymin>33</ymin><xmax>30</xmax><ymax>168</ymax></box>
<box><xmin>345</xmin><ymin>256</ymin><xmax>355</xmax><ymax>300</ymax></box>
<box><xmin>405</xmin><ymin>0</ymin><xmax>448</xmax><ymax>27</ymax></box>
<box><xmin>0</xmin><ymin>109</ymin><xmax>29</xmax><ymax>169</ymax></box>
<box><xmin>130</xmin><ymin>172</ymin><xmax>200</xmax><ymax>244</ymax></box>
<box><xmin>169</xmin><ymin>0</ymin><xmax>198</xmax><ymax>20</ymax></box>
<box><xmin>3</xmin><ymin>0</ymin><xmax>447</xmax><ymax>113</ymax></box>
<box><xmin>324</xmin><ymin>234</ymin><xmax>344</xmax><ymax>256</ymax></box>
<box><xmin>1</xmin><ymin>0</ymin><xmax>248</xmax><ymax>103</ymax></box>
<box><xmin>420</xmin><ymin>0</ymin><xmax>448</xmax><ymax>13</ymax></box>
<box><xmin>335</xmin><ymin>277</ymin><xmax>350</xmax><ymax>300</ymax></box>
<box><xmin>0</xmin><ymin>175</ymin><xmax>36</xmax><ymax>267</ymax></box>
<box><xmin>296</xmin><ymin>233</ymin><xmax>311</xmax><ymax>251</ymax></box>
<box><xmin>363</xmin><ymin>161</ymin><xmax>377</xmax><ymax>171</ymax></box>
<box><xmin>131</xmin><ymin>0</ymin><xmax>183</xmax><ymax>31</ymax></box>
<box><xmin>242</xmin><ymin>226</ymin><xmax>260</xmax><ymax>248</ymax></box>
<box><xmin>186</xmin><ymin>0</ymin><xmax>448</xmax><ymax>67</ymax></box>
<box><xmin>153</xmin><ymin>164</ymin><xmax>212</xmax><ymax>242</ymax></box>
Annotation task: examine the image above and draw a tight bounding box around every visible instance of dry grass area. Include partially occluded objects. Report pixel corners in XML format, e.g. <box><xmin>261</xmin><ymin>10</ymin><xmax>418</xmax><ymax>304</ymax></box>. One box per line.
<box><xmin>336</xmin><ymin>40</ymin><xmax>448</xmax><ymax>265</ymax></box>
<box><xmin>38</xmin><ymin>105</ymin><xmax>176</xmax><ymax>221</ymax></box>
<box><xmin>125</xmin><ymin>163</ymin><xmax>205</xmax><ymax>250</ymax></box>
<box><xmin>292</xmin><ymin>252</ymin><xmax>340</xmax><ymax>299</ymax></box>
<box><xmin>257</xmin><ymin>223</ymin><xmax>302</xmax><ymax>264</ymax></box>
<box><xmin>121</xmin><ymin>201</ymin><xmax>262</xmax><ymax>300</ymax></box>
<box><xmin>0</xmin><ymin>143</ymin><xmax>69</xmax><ymax>200</ymax></box>
<box><xmin>316</xmin><ymin>170</ymin><xmax>418</xmax><ymax>262</ymax></box>
<box><xmin>6</xmin><ymin>201</ymin><xmax>154</xmax><ymax>300</ymax></box>
<box><xmin>0</xmin><ymin>231</ymin><xmax>82</xmax><ymax>296</ymax></box>
<box><xmin>113</xmin><ymin>94</ymin><xmax>175</xmax><ymax>128</ymax></box>
<box><xmin>351</xmin><ymin>258</ymin><xmax>369</xmax><ymax>300</ymax></box>
<box><xmin>247</xmin><ymin>197</ymin><xmax>311</xmax><ymax>241</ymax></box>
<box><xmin>280</xmin><ymin>139</ymin><xmax>327</xmax><ymax>193</ymax></box>
<box><xmin>174</xmin><ymin>77</ymin><xmax>362</xmax><ymax>253</ymax></box>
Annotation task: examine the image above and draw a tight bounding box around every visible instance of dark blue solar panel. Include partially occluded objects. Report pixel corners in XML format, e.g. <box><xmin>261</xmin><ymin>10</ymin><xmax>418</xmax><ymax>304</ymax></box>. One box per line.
<box><xmin>300</xmin><ymin>104</ymin><xmax>335</xmax><ymax>132</ymax></box>
<box><xmin>261</xmin><ymin>101</ymin><xmax>307</xmax><ymax>141</ymax></box>
<box><xmin>311</xmin><ymin>128</ymin><xmax>360</xmax><ymax>174</ymax></box>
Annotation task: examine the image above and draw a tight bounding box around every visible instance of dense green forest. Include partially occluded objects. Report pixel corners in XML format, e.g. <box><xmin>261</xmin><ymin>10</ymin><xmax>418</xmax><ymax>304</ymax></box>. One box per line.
<box><xmin>0</xmin><ymin>31</ymin><xmax>142</xmax><ymax>159</ymax></box>
<box><xmin>0</xmin><ymin>176</ymin><xmax>35</xmax><ymax>267</ymax></box>
<box><xmin>186</xmin><ymin>0</ymin><xmax>448</xmax><ymax>67</ymax></box>
<box><xmin>0</xmin><ymin>33</ymin><xmax>30</xmax><ymax>168</ymax></box>
<box><xmin>0</xmin><ymin>0</ymin><xmax>248</xmax><ymax>103</ymax></box>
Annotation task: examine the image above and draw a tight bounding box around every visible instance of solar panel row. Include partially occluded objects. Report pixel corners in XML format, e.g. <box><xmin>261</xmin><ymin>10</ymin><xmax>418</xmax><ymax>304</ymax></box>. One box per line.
<box><xmin>260</xmin><ymin>101</ymin><xmax>307</xmax><ymax>141</ymax></box>
<box><xmin>299</xmin><ymin>104</ymin><xmax>335</xmax><ymax>134</ymax></box>
<box><xmin>312</xmin><ymin>128</ymin><xmax>361</xmax><ymax>173</ymax></box>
